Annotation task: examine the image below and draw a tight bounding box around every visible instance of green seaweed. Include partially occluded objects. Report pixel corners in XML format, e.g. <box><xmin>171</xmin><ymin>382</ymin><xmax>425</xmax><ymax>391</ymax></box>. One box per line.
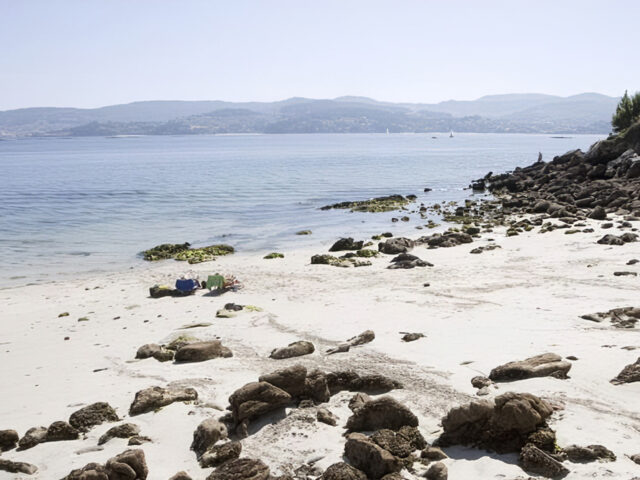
<box><xmin>142</xmin><ymin>243</ymin><xmax>191</xmax><ymax>261</ymax></box>
<box><xmin>264</xmin><ymin>252</ymin><xmax>284</xmax><ymax>259</ymax></box>
<box><xmin>321</xmin><ymin>194</ymin><xmax>415</xmax><ymax>213</ymax></box>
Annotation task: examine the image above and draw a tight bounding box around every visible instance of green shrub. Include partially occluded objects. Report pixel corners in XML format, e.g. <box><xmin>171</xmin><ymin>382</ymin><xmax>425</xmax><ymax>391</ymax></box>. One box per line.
<box><xmin>612</xmin><ymin>90</ymin><xmax>640</xmax><ymax>133</ymax></box>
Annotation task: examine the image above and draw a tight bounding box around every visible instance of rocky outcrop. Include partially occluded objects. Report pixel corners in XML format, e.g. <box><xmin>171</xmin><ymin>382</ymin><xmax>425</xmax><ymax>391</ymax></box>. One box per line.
<box><xmin>191</xmin><ymin>418</ymin><xmax>228</xmax><ymax>458</ymax></box>
<box><xmin>438</xmin><ymin>392</ymin><xmax>553</xmax><ymax>453</ymax></box>
<box><xmin>346</xmin><ymin>396</ymin><xmax>418</xmax><ymax>432</ymax></box>
<box><xmin>206</xmin><ymin>458</ymin><xmax>270</xmax><ymax>480</ymax></box>
<box><xmin>129</xmin><ymin>386</ymin><xmax>198</xmax><ymax>415</ymax></box>
<box><xmin>199</xmin><ymin>441</ymin><xmax>242</xmax><ymax>468</ymax></box>
<box><xmin>69</xmin><ymin>402</ymin><xmax>119</xmax><ymax>432</ymax></box>
<box><xmin>45</xmin><ymin>421</ymin><xmax>79</xmax><ymax>442</ymax></box>
<box><xmin>329</xmin><ymin>237</ymin><xmax>364</xmax><ymax>252</ymax></box>
<box><xmin>580</xmin><ymin>306</ymin><xmax>640</xmax><ymax>328</ymax></box>
<box><xmin>378</xmin><ymin>237</ymin><xmax>415</xmax><ymax>254</ymax></box>
<box><xmin>228</xmin><ymin>382</ymin><xmax>291</xmax><ymax>434</ymax></box>
<box><xmin>417</xmin><ymin>231</ymin><xmax>473</xmax><ymax>249</ymax></box>
<box><xmin>321</xmin><ymin>195</ymin><xmax>414</xmax><ymax>213</ymax></box>
<box><xmin>0</xmin><ymin>429</ymin><xmax>19</xmax><ymax>451</ymax></box>
<box><xmin>174</xmin><ymin>341</ymin><xmax>232</xmax><ymax>362</ymax></box>
<box><xmin>489</xmin><ymin>353</ymin><xmax>572</xmax><ymax>381</ymax></box>
<box><xmin>611</xmin><ymin>357</ymin><xmax>640</xmax><ymax>384</ymax></box>
<box><xmin>269</xmin><ymin>341</ymin><xmax>315</xmax><ymax>359</ymax></box>
<box><xmin>0</xmin><ymin>459</ymin><xmax>38</xmax><ymax>475</ymax></box>
<box><xmin>344</xmin><ymin>432</ymin><xmax>402</xmax><ymax>479</ymax></box>
<box><xmin>63</xmin><ymin>449</ymin><xmax>148</xmax><ymax>480</ymax></box>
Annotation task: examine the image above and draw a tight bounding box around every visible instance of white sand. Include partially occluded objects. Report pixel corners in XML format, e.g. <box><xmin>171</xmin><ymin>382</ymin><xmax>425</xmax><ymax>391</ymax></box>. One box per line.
<box><xmin>1</xmin><ymin>220</ymin><xmax>639</xmax><ymax>479</ymax></box>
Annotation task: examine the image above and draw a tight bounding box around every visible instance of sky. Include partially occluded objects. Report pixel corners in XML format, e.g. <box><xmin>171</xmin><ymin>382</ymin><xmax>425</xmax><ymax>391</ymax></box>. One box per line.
<box><xmin>1</xmin><ymin>0</ymin><xmax>638</xmax><ymax>110</ymax></box>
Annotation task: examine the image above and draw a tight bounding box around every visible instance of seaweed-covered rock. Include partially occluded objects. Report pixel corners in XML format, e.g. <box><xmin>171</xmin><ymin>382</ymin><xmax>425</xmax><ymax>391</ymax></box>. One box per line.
<box><xmin>346</xmin><ymin>396</ymin><xmax>418</xmax><ymax>432</ymax></box>
<box><xmin>344</xmin><ymin>433</ymin><xmax>402</xmax><ymax>479</ymax></box>
<box><xmin>174</xmin><ymin>341</ymin><xmax>232</xmax><ymax>362</ymax></box>
<box><xmin>321</xmin><ymin>195</ymin><xmax>414</xmax><ymax>213</ymax></box>
<box><xmin>174</xmin><ymin>244</ymin><xmax>234</xmax><ymax>264</ymax></box>
<box><xmin>129</xmin><ymin>386</ymin><xmax>198</xmax><ymax>416</ymax></box>
<box><xmin>489</xmin><ymin>353</ymin><xmax>572</xmax><ymax>381</ymax></box>
<box><xmin>69</xmin><ymin>402</ymin><xmax>119</xmax><ymax>432</ymax></box>
<box><xmin>329</xmin><ymin>237</ymin><xmax>364</xmax><ymax>252</ymax></box>
<box><xmin>142</xmin><ymin>243</ymin><xmax>190</xmax><ymax>261</ymax></box>
<box><xmin>438</xmin><ymin>392</ymin><xmax>553</xmax><ymax>453</ymax></box>
<box><xmin>378</xmin><ymin>237</ymin><xmax>415</xmax><ymax>254</ymax></box>
<box><xmin>269</xmin><ymin>341</ymin><xmax>315</xmax><ymax>359</ymax></box>
<box><xmin>264</xmin><ymin>252</ymin><xmax>284</xmax><ymax>259</ymax></box>
<box><xmin>206</xmin><ymin>458</ymin><xmax>270</xmax><ymax>480</ymax></box>
<box><xmin>611</xmin><ymin>357</ymin><xmax>640</xmax><ymax>384</ymax></box>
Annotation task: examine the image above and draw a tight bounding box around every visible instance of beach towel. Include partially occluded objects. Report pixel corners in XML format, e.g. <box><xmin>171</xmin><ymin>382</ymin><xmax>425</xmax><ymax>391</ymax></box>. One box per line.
<box><xmin>175</xmin><ymin>278</ymin><xmax>200</xmax><ymax>292</ymax></box>
<box><xmin>206</xmin><ymin>274</ymin><xmax>225</xmax><ymax>290</ymax></box>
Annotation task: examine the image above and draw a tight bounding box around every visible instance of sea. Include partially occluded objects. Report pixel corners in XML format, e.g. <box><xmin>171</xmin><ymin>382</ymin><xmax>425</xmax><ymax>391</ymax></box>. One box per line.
<box><xmin>0</xmin><ymin>133</ymin><xmax>603</xmax><ymax>287</ymax></box>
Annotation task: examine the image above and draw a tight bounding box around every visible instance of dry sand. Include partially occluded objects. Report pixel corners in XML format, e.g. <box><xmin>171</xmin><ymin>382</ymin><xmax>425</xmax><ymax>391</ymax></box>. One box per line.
<box><xmin>1</xmin><ymin>219</ymin><xmax>639</xmax><ymax>479</ymax></box>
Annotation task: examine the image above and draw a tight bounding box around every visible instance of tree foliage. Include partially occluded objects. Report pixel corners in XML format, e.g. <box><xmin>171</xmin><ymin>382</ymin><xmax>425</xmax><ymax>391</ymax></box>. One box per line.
<box><xmin>612</xmin><ymin>90</ymin><xmax>640</xmax><ymax>132</ymax></box>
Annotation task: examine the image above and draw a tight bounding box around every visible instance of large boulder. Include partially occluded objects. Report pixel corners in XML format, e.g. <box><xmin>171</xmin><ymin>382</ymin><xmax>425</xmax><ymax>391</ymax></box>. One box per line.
<box><xmin>228</xmin><ymin>382</ymin><xmax>291</xmax><ymax>424</ymax></box>
<box><xmin>17</xmin><ymin>427</ymin><xmax>47</xmax><ymax>450</ymax></box>
<box><xmin>129</xmin><ymin>386</ymin><xmax>198</xmax><ymax>416</ymax></box>
<box><xmin>69</xmin><ymin>402</ymin><xmax>119</xmax><ymax>432</ymax></box>
<box><xmin>206</xmin><ymin>458</ymin><xmax>270</xmax><ymax>480</ymax></box>
<box><xmin>344</xmin><ymin>433</ymin><xmax>402</xmax><ymax>479</ymax></box>
<box><xmin>425</xmin><ymin>462</ymin><xmax>448</xmax><ymax>480</ymax></box>
<box><xmin>269</xmin><ymin>341</ymin><xmax>315</xmax><ymax>359</ymax></box>
<box><xmin>610</xmin><ymin>357</ymin><xmax>640</xmax><ymax>384</ymax></box>
<box><xmin>105</xmin><ymin>449</ymin><xmax>148</xmax><ymax>479</ymax></box>
<box><xmin>438</xmin><ymin>392</ymin><xmax>553</xmax><ymax>453</ymax></box>
<box><xmin>370</xmin><ymin>429</ymin><xmax>415</xmax><ymax>458</ymax></box>
<box><xmin>520</xmin><ymin>443</ymin><xmax>569</xmax><ymax>478</ymax></box>
<box><xmin>378</xmin><ymin>237</ymin><xmax>415</xmax><ymax>254</ymax></box>
<box><xmin>489</xmin><ymin>353</ymin><xmax>572</xmax><ymax>381</ymax></box>
<box><xmin>174</xmin><ymin>341</ymin><xmax>232</xmax><ymax>362</ymax></box>
<box><xmin>191</xmin><ymin>418</ymin><xmax>228</xmax><ymax>458</ymax></box>
<box><xmin>320</xmin><ymin>462</ymin><xmax>367</xmax><ymax>480</ymax></box>
<box><xmin>136</xmin><ymin>343</ymin><xmax>174</xmax><ymax>362</ymax></box>
<box><xmin>258</xmin><ymin>365</ymin><xmax>307</xmax><ymax>397</ymax></box>
<box><xmin>45</xmin><ymin>421</ymin><xmax>79</xmax><ymax>442</ymax></box>
<box><xmin>346</xmin><ymin>396</ymin><xmax>418</xmax><ymax>432</ymax></box>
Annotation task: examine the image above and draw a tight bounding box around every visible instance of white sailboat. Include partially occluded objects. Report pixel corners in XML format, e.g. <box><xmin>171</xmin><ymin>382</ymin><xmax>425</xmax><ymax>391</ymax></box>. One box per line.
<box><xmin>386</xmin><ymin>128</ymin><xmax>390</xmax><ymax>135</ymax></box>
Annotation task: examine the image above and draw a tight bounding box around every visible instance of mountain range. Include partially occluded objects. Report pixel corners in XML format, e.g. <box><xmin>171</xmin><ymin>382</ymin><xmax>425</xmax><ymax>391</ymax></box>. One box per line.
<box><xmin>0</xmin><ymin>93</ymin><xmax>619</xmax><ymax>137</ymax></box>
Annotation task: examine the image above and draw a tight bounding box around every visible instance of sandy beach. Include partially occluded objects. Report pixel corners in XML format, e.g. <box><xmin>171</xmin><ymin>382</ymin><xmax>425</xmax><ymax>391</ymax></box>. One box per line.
<box><xmin>1</xmin><ymin>217</ymin><xmax>639</xmax><ymax>479</ymax></box>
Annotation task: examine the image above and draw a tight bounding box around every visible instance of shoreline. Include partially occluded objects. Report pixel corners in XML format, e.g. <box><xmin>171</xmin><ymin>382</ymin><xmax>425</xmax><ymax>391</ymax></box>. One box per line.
<box><xmin>1</xmin><ymin>214</ymin><xmax>639</xmax><ymax>478</ymax></box>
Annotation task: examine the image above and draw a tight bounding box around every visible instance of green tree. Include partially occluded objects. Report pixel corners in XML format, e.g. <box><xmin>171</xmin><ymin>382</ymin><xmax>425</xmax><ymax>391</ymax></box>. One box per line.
<box><xmin>612</xmin><ymin>90</ymin><xmax>640</xmax><ymax>132</ymax></box>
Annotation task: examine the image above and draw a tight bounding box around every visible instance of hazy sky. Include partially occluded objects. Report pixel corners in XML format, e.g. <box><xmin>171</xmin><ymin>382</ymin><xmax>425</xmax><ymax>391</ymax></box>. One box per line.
<box><xmin>1</xmin><ymin>0</ymin><xmax>638</xmax><ymax>110</ymax></box>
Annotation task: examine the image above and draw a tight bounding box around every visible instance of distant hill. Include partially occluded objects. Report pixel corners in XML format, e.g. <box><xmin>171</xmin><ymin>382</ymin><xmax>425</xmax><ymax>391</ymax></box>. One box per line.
<box><xmin>0</xmin><ymin>93</ymin><xmax>619</xmax><ymax>137</ymax></box>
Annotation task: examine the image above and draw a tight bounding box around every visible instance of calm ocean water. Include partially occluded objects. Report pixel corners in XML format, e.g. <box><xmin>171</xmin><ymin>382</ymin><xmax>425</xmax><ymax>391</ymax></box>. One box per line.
<box><xmin>0</xmin><ymin>133</ymin><xmax>603</xmax><ymax>286</ymax></box>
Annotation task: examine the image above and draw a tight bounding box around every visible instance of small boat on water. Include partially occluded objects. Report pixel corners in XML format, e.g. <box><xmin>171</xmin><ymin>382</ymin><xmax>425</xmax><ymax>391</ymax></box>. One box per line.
<box><xmin>449</xmin><ymin>130</ymin><xmax>454</xmax><ymax>138</ymax></box>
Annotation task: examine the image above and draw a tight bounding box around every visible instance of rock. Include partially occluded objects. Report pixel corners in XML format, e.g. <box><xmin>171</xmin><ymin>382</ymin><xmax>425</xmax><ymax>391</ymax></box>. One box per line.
<box><xmin>17</xmin><ymin>426</ymin><xmax>47</xmax><ymax>450</ymax></box>
<box><xmin>581</xmin><ymin>306</ymin><xmax>640</xmax><ymax>328</ymax></box>
<box><xmin>588</xmin><ymin>206</ymin><xmax>607</xmax><ymax>220</ymax></box>
<box><xmin>128</xmin><ymin>436</ymin><xmax>151</xmax><ymax>446</ymax></box>
<box><xmin>321</xmin><ymin>195</ymin><xmax>414</xmax><ymax>213</ymax></box>
<box><xmin>348</xmin><ymin>330</ymin><xmax>375</xmax><ymax>346</ymax></box>
<box><xmin>401</xmin><ymin>332</ymin><xmax>425</xmax><ymax>342</ymax></box>
<box><xmin>398</xmin><ymin>425</ymin><xmax>427</xmax><ymax>450</ymax></box>
<box><xmin>304</xmin><ymin>369</ymin><xmax>331</xmax><ymax>403</ymax></box>
<box><xmin>349</xmin><ymin>393</ymin><xmax>371</xmax><ymax>412</ymax></box>
<box><xmin>370</xmin><ymin>429</ymin><xmax>414</xmax><ymax>457</ymax></box>
<box><xmin>630</xmin><ymin>453</ymin><xmax>640</xmax><ymax>465</ymax></box>
<box><xmin>46</xmin><ymin>421</ymin><xmax>80</xmax><ymax>442</ymax></box>
<box><xmin>191</xmin><ymin>418</ymin><xmax>228</xmax><ymax>458</ymax></box>
<box><xmin>320</xmin><ymin>462</ymin><xmax>367</xmax><ymax>480</ymax></box>
<box><xmin>136</xmin><ymin>343</ymin><xmax>174</xmax><ymax>362</ymax></box>
<box><xmin>489</xmin><ymin>353</ymin><xmax>571</xmax><ymax>381</ymax></box>
<box><xmin>611</xmin><ymin>357</ymin><xmax>640</xmax><ymax>384</ymax></box>
<box><xmin>421</xmin><ymin>446</ymin><xmax>448</xmax><ymax>461</ymax></box>
<box><xmin>174</xmin><ymin>341</ymin><xmax>232</xmax><ymax>362</ymax></box>
<box><xmin>0</xmin><ymin>459</ymin><xmax>38</xmax><ymax>475</ymax></box>
<box><xmin>346</xmin><ymin>396</ymin><xmax>418</xmax><ymax>432</ymax></box>
<box><xmin>520</xmin><ymin>443</ymin><xmax>569</xmax><ymax>478</ymax></box>
<box><xmin>98</xmin><ymin>423</ymin><xmax>140</xmax><ymax>446</ymax></box>
<box><xmin>228</xmin><ymin>382</ymin><xmax>292</xmax><ymax>425</ymax></box>
<box><xmin>168</xmin><ymin>472</ymin><xmax>192</xmax><ymax>480</ymax></box>
<box><xmin>471</xmin><ymin>376</ymin><xmax>492</xmax><ymax>389</ymax></box>
<box><xmin>344</xmin><ymin>432</ymin><xmax>402</xmax><ymax>479</ymax></box>
<box><xmin>269</xmin><ymin>341</ymin><xmax>315</xmax><ymax>359</ymax></box>
<box><xmin>62</xmin><ymin>462</ymin><xmax>109</xmax><ymax>479</ymax></box>
<box><xmin>438</xmin><ymin>392</ymin><xmax>553</xmax><ymax>453</ymax></box>
<box><xmin>129</xmin><ymin>386</ymin><xmax>198</xmax><ymax>415</ymax></box>
<box><xmin>325</xmin><ymin>371</ymin><xmax>401</xmax><ymax>396</ymax></box>
<box><xmin>597</xmin><ymin>233</ymin><xmax>638</xmax><ymax>245</ymax></box>
<box><xmin>258</xmin><ymin>365</ymin><xmax>308</xmax><ymax>397</ymax></box>
<box><xmin>425</xmin><ymin>462</ymin><xmax>448</xmax><ymax>480</ymax></box>
<box><xmin>378</xmin><ymin>237</ymin><xmax>415</xmax><ymax>254</ymax></box>
<box><xmin>527</xmin><ymin>427</ymin><xmax>557</xmax><ymax>453</ymax></box>
<box><xmin>69</xmin><ymin>402</ymin><xmax>119</xmax><ymax>432</ymax></box>
<box><xmin>317</xmin><ymin>408</ymin><xmax>338</xmax><ymax>426</ymax></box>
<box><xmin>199</xmin><ymin>441</ymin><xmax>242</xmax><ymax>468</ymax></box>
<box><xmin>104</xmin><ymin>449</ymin><xmax>148</xmax><ymax>479</ymax></box>
<box><xmin>0</xmin><ymin>429</ymin><xmax>19</xmax><ymax>451</ymax></box>
<box><xmin>562</xmin><ymin>444</ymin><xmax>616</xmax><ymax>463</ymax></box>
<box><xmin>388</xmin><ymin>253</ymin><xmax>433</xmax><ymax>269</ymax></box>
<box><xmin>206</xmin><ymin>458</ymin><xmax>270</xmax><ymax>480</ymax></box>
<box><xmin>329</xmin><ymin>238</ymin><xmax>364</xmax><ymax>252</ymax></box>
